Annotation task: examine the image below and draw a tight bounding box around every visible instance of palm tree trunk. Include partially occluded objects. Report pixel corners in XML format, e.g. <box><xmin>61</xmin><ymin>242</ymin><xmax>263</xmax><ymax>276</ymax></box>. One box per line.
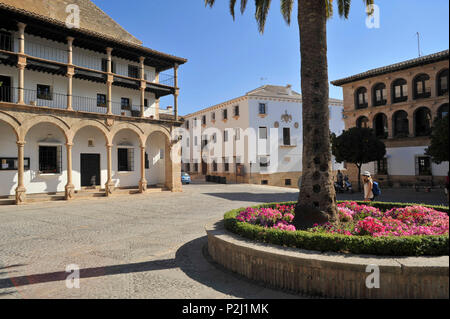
<box><xmin>293</xmin><ymin>0</ymin><xmax>338</xmax><ymax>230</ymax></box>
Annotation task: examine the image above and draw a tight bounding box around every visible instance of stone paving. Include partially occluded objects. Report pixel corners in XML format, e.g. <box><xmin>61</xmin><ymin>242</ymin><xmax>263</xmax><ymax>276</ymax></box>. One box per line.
<box><xmin>0</xmin><ymin>182</ymin><xmax>447</xmax><ymax>299</ymax></box>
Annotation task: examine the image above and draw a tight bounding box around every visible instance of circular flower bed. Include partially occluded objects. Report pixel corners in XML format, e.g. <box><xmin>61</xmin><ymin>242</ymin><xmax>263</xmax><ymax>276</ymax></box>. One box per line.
<box><xmin>225</xmin><ymin>201</ymin><xmax>449</xmax><ymax>256</ymax></box>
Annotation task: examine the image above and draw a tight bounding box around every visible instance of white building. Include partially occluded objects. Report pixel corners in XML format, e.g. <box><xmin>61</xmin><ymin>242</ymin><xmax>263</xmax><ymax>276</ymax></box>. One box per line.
<box><xmin>0</xmin><ymin>0</ymin><xmax>186</xmax><ymax>204</ymax></box>
<box><xmin>181</xmin><ymin>85</ymin><xmax>344</xmax><ymax>188</ymax></box>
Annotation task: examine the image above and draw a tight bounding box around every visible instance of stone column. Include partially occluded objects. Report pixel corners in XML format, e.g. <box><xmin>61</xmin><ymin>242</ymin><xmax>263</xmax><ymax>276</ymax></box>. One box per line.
<box><xmin>66</xmin><ymin>37</ymin><xmax>74</xmax><ymax>110</ymax></box>
<box><xmin>17</xmin><ymin>63</ymin><xmax>26</xmax><ymax>105</ymax></box>
<box><xmin>106</xmin><ymin>48</ymin><xmax>113</xmax><ymax>115</ymax></box>
<box><xmin>105</xmin><ymin>143</ymin><xmax>115</xmax><ymax>196</ymax></box>
<box><xmin>140</xmin><ymin>57</ymin><xmax>146</xmax><ymax>118</ymax></box>
<box><xmin>15</xmin><ymin>141</ymin><xmax>26</xmax><ymax>205</ymax></box>
<box><xmin>18</xmin><ymin>22</ymin><xmax>26</xmax><ymax>54</ymax></box>
<box><xmin>139</xmin><ymin>146</ymin><xmax>147</xmax><ymax>193</ymax></box>
<box><xmin>17</xmin><ymin>23</ymin><xmax>26</xmax><ymax>105</ymax></box>
<box><xmin>65</xmin><ymin>143</ymin><xmax>75</xmax><ymax>200</ymax></box>
<box><xmin>173</xmin><ymin>64</ymin><xmax>179</xmax><ymax>121</ymax></box>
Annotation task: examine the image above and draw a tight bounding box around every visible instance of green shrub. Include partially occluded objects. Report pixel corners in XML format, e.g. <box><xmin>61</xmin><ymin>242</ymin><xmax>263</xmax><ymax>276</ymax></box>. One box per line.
<box><xmin>223</xmin><ymin>201</ymin><xmax>449</xmax><ymax>256</ymax></box>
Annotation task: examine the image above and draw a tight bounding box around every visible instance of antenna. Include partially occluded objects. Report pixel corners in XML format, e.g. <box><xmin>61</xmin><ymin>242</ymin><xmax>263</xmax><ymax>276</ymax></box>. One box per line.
<box><xmin>416</xmin><ymin>32</ymin><xmax>421</xmax><ymax>57</ymax></box>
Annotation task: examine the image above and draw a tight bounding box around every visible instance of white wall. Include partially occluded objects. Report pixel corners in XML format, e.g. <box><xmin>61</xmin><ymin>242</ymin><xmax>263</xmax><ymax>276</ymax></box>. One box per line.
<box><xmin>361</xmin><ymin>146</ymin><xmax>449</xmax><ymax>177</ymax></box>
<box><xmin>72</xmin><ymin>126</ymin><xmax>108</xmax><ymax>190</ymax></box>
<box><xmin>0</xmin><ymin>123</ymin><xmax>18</xmax><ymax>196</ymax></box>
<box><xmin>23</xmin><ymin>123</ymin><xmax>68</xmax><ymax>195</ymax></box>
<box><xmin>146</xmin><ymin>133</ymin><xmax>166</xmax><ymax>185</ymax></box>
<box><xmin>111</xmin><ymin>130</ymin><xmax>140</xmax><ymax>188</ymax></box>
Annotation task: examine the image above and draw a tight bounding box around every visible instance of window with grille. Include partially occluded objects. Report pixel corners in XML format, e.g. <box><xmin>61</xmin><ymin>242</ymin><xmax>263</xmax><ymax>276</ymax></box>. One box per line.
<box><xmin>377</xmin><ymin>158</ymin><xmax>388</xmax><ymax>175</ymax></box>
<box><xmin>97</xmin><ymin>94</ymin><xmax>106</xmax><ymax>107</ymax></box>
<box><xmin>223</xmin><ymin>109</ymin><xmax>228</xmax><ymax>120</ymax></box>
<box><xmin>260</xmin><ymin>156</ymin><xmax>269</xmax><ymax>168</ymax></box>
<box><xmin>118</xmin><ymin>148</ymin><xmax>134</xmax><ymax>172</ymax></box>
<box><xmin>39</xmin><ymin>146</ymin><xmax>62</xmax><ymax>174</ymax></box>
<box><xmin>438</xmin><ymin>69</ymin><xmax>449</xmax><ymax>96</ymax></box>
<box><xmin>128</xmin><ymin>65</ymin><xmax>139</xmax><ymax>79</ymax></box>
<box><xmin>121</xmin><ymin>98</ymin><xmax>131</xmax><ymax>110</ymax></box>
<box><xmin>259</xmin><ymin>103</ymin><xmax>267</xmax><ymax>115</ymax></box>
<box><xmin>393</xmin><ymin>79</ymin><xmax>408</xmax><ymax>103</ymax></box>
<box><xmin>234</xmin><ymin>105</ymin><xmax>240</xmax><ymax>117</ymax></box>
<box><xmin>37</xmin><ymin>85</ymin><xmax>52</xmax><ymax>100</ymax></box>
<box><xmin>283</xmin><ymin>128</ymin><xmax>291</xmax><ymax>146</ymax></box>
<box><xmin>355</xmin><ymin>87</ymin><xmax>368</xmax><ymax>109</ymax></box>
<box><xmin>373</xmin><ymin>83</ymin><xmax>387</xmax><ymax>106</ymax></box>
<box><xmin>416</xmin><ymin>156</ymin><xmax>432</xmax><ymax>176</ymax></box>
<box><xmin>414</xmin><ymin>74</ymin><xmax>431</xmax><ymax>99</ymax></box>
<box><xmin>0</xmin><ymin>31</ymin><xmax>12</xmax><ymax>51</ymax></box>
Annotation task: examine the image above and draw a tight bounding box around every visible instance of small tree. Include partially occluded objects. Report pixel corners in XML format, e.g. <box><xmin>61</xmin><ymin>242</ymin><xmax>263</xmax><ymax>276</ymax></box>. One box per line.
<box><xmin>425</xmin><ymin>114</ymin><xmax>449</xmax><ymax>164</ymax></box>
<box><xmin>332</xmin><ymin>128</ymin><xmax>386</xmax><ymax>192</ymax></box>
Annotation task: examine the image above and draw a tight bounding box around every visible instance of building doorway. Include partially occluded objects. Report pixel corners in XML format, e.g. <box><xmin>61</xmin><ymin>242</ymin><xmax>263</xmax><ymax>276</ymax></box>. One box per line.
<box><xmin>0</xmin><ymin>75</ymin><xmax>12</xmax><ymax>102</ymax></box>
<box><xmin>80</xmin><ymin>154</ymin><xmax>101</xmax><ymax>187</ymax></box>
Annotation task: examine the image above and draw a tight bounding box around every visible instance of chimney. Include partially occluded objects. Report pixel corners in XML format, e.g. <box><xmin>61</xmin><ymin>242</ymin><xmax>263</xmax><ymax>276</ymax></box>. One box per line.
<box><xmin>286</xmin><ymin>84</ymin><xmax>292</xmax><ymax>95</ymax></box>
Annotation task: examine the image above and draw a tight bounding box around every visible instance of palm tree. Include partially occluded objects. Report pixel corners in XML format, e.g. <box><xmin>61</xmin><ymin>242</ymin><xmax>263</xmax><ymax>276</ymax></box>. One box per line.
<box><xmin>205</xmin><ymin>0</ymin><xmax>374</xmax><ymax>229</ymax></box>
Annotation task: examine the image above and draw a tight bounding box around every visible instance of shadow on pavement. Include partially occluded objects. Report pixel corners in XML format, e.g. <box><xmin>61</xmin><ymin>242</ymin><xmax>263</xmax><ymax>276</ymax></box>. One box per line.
<box><xmin>203</xmin><ymin>192</ymin><xmax>298</xmax><ymax>203</ymax></box>
<box><xmin>0</xmin><ymin>236</ymin><xmax>299</xmax><ymax>299</ymax></box>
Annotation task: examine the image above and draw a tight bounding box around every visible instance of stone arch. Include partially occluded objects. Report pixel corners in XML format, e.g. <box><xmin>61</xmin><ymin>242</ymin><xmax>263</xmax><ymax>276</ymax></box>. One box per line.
<box><xmin>145</xmin><ymin>128</ymin><xmax>172</xmax><ymax>146</ymax></box>
<box><xmin>373</xmin><ymin>113</ymin><xmax>388</xmax><ymax>139</ymax></box>
<box><xmin>413</xmin><ymin>73</ymin><xmax>431</xmax><ymax>99</ymax></box>
<box><xmin>436</xmin><ymin>68</ymin><xmax>449</xmax><ymax>96</ymax></box>
<box><xmin>69</xmin><ymin>120</ymin><xmax>111</xmax><ymax>145</ymax></box>
<box><xmin>110</xmin><ymin>122</ymin><xmax>145</xmax><ymax>147</ymax></box>
<box><xmin>0</xmin><ymin>111</ymin><xmax>20</xmax><ymax>140</ymax></box>
<box><xmin>437</xmin><ymin>103</ymin><xmax>449</xmax><ymax>119</ymax></box>
<box><xmin>414</xmin><ymin>106</ymin><xmax>432</xmax><ymax>137</ymax></box>
<box><xmin>371</xmin><ymin>82</ymin><xmax>387</xmax><ymax>106</ymax></box>
<box><xmin>354</xmin><ymin>87</ymin><xmax>368</xmax><ymax>109</ymax></box>
<box><xmin>356</xmin><ymin>116</ymin><xmax>369</xmax><ymax>129</ymax></box>
<box><xmin>393</xmin><ymin>110</ymin><xmax>409</xmax><ymax>138</ymax></box>
<box><xmin>20</xmin><ymin>115</ymin><xmax>70</xmax><ymax>143</ymax></box>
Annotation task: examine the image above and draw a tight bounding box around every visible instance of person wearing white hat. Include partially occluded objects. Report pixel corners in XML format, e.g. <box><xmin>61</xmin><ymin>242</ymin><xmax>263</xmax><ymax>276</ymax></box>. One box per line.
<box><xmin>361</xmin><ymin>171</ymin><xmax>374</xmax><ymax>201</ymax></box>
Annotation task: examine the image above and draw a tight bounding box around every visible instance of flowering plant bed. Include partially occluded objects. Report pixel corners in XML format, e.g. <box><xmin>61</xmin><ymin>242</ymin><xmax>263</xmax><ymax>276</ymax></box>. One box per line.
<box><xmin>224</xmin><ymin>201</ymin><xmax>449</xmax><ymax>256</ymax></box>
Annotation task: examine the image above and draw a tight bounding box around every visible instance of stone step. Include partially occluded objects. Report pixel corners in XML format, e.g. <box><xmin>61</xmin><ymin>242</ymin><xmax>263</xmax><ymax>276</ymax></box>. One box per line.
<box><xmin>0</xmin><ymin>198</ymin><xmax>15</xmax><ymax>206</ymax></box>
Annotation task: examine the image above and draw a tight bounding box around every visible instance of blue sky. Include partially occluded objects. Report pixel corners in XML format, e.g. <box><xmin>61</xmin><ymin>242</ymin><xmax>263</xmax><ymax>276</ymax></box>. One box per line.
<box><xmin>92</xmin><ymin>0</ymin><xmax>449</xmax><ymax>116</ymax></box>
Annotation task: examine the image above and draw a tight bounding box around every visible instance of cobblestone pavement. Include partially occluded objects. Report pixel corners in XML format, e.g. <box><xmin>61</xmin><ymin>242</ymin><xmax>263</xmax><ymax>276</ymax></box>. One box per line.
<box><xmin>0</xmin><ymin>182</ymin><xmax>447</xmax><ymax>299</ymax></box>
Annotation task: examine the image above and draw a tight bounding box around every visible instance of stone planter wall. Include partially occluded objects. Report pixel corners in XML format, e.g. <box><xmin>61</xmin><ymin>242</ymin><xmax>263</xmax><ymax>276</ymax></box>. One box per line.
<box><xmin>206</xmin><ymin>222</ymin><xmax>449</xmax><ymax>299</ymax></box>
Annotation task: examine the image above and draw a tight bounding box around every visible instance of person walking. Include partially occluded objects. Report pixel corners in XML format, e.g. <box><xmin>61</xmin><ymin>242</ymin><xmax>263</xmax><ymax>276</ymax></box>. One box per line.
<box><xmin>362</xmin><ymin>171</ymin><xmax>374</xmax><ymax>202</ymax></box>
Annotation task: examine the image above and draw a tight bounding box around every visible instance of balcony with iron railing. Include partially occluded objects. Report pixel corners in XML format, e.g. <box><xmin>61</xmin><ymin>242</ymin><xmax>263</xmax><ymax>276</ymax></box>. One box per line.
<box><xmin>0</xmin><ymin>86</ymin><xmax>164</xmax><ymax>118</ymax></box>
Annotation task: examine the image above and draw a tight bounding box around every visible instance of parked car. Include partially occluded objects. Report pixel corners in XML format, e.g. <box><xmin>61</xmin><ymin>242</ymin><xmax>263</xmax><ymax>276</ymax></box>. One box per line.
<box><xmin>181</xmin><ymin>172</ymin><xmax>191</xmax><ymax>184</ymax></box>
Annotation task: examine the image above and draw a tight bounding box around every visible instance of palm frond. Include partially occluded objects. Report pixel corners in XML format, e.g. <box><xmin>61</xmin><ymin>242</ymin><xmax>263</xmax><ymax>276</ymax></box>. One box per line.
<box><xmin>230</xmin><ymin>0</ymin><xmax>237</xmax><ymax>19</ymax></box>
<box><xmin>337</xmin><ymin>0</ymin><xmax>351</xmax><ymax>18</ymax></box>
<box><xmin>364</xmin><ymin>0</ymin><xmax>375</xmax><ymax>15</ymax></box>
<box><xmin>241</xmin><ymin>0</ymin><xmax>249</xmax><ymax>14</ymax></box>
<box><xmin>280</xmin><ymin>0</ymin><xmax>294</xmax><ymax>25</ymax></box>
<box><xmin>204</xmin><ymin>0</ymin><xmax>215</xmax><ymax>8</ymax></box>
<box><xmin>325</xmin><ymin>0</ymin><xmax>334</xmax><ymax>19</ymax></box>
<box><xmin>255</xmin><ymin>0</ymin><xmax>272</xmax><ymax>34</ymax></box>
